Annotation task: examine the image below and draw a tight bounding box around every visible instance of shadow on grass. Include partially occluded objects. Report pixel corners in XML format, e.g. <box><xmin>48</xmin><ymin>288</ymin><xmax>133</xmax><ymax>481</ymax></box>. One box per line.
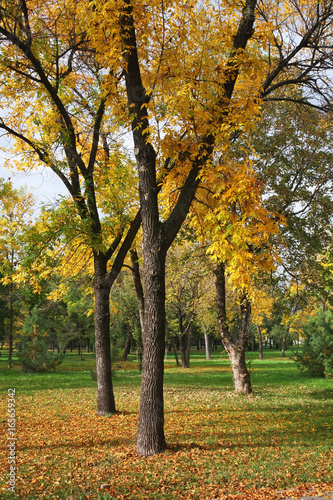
<box><xmin>308</xmin><ymin>388</ymin><xmax>333</xmax><ymax>400</ymax></box>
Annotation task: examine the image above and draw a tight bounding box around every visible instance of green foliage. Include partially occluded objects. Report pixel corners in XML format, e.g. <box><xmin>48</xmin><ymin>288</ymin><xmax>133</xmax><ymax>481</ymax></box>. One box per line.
<box><xmin>269</xmin><ymin>324</ymin><xmax>289</xmax><ymax>348</ymax></box>
<box><xmin>17</xmin><ymin>329</ymin><xmax>64</xmax><ymax>372</ymax></box>
<box><xmin>110</xmin><ymin>345</ymin><xmax>122</xmax><ymax>363</ymax></box>
<box><xmin>294</xmin><ymin>309</ymin><xmax>333</xmax><ymax>378</ymax></box>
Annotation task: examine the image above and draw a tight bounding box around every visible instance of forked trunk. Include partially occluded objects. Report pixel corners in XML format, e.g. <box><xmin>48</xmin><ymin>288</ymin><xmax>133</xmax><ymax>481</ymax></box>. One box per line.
<box><xmin>214</xmin><ymin>262</ymin><xmax>252</xmax><ymax>395</ymax></box>
<box><xmin>94</xmin><ymin>253</ymin><xmax>116</xmax><ymax>415</ymax></box>
<box><xmin>228</xmin><ymin>344</ymin><xmax>252</xmax><ymax>394</ymax></box>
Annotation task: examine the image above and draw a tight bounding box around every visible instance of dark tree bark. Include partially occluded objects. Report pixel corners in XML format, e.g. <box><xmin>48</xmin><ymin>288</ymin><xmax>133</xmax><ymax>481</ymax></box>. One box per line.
<box><xmin>257</xmin><ymin>324</ymin><xmax>263</xmax><ymax>360</ymax></box>
<box><xmin>214</xmin><ymin>262</ymin><xmax>252</xmax><ymax>394</ymax></box>
<box><xmin>185</xmin><ymin>321</ymin><xmax>193</xmax><ymax>368</ymax></box>
<box><xmin>172</xmin><ymin>343</ymin><xmax>180</xmax><ymax>367</ymax></box>
<box><xmin>94</xmin><ymin>252</ymin><xmax>116</xmax><ymax>415</ymax></box>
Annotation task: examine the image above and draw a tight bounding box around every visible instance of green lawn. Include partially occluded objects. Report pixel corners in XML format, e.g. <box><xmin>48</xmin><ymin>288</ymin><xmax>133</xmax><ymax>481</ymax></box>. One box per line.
<box><xmin>0</xmin><ymin>349</ymin><xmax>332</xmax><ymax>500</ymax></box>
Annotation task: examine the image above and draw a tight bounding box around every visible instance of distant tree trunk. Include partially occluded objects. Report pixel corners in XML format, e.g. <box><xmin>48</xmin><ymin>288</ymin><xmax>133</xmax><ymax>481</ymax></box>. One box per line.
<box><xmin>8</xmin><ymin>280</ymin><xmax>14</xmax><ymax>369</ymax></box>
<box><xmin>94</xmin><ymin>252</ymin><xmax>116</xmax><ymax>415</ymax></box>
<box><xmin>257</xmin><ymin>324</ymin><xmax>263</xmax><ymax>360</ymax></box>
<box><xmin>186</xmin><ymin>322</ymin><xmax>193</xmax><ymax>368</ymax></box>
<box><xmin>281</xmin><ymin>327</ymin><xmax>289</xmax><ymax>358</ymax></box>
<box><xmin>130</xmin><ymin>249</ymin><xmax>144</xmax><ymax>372</ymax></box>
<box><xmin>203</xmin><ymin>328</ymin><xmax>212</xmax><ymax>360</ymax></box>
<box><xmin>172</xmin><ymin>343</ymin><xmax>180</xmax><ymax>367</ymax></box>
<box><xmin>177</xmin><ymin>313</ymin><xmax>193</xmax><ymax>368</ymax></box>
<box><xmin>214</xmin><ymin>262</ymin><xmax>252</xmax><ymax>394</ymax></box>
<box><xmin>178</xmin><ymin>333</ymin><xmax>187</xmax><ymax>368</ymax></box>
<box><xmin>122</xmin><ymin>325</ymin><xmax>132</xmax><ymax>361</ymax></box>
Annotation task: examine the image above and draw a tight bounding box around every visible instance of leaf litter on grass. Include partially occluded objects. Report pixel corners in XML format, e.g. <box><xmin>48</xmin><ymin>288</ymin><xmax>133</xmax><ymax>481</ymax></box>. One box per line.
<box><xmin>0</xmin><ymin>378</ymin><xmax>332</xmax><ymax>500</ymax></box>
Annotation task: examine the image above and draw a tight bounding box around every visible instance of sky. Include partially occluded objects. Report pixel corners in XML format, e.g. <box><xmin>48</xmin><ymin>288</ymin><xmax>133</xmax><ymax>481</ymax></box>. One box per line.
<box><xmin>0</xmin><ymin>135</ymin><xmax>68</xmax><ymax>209</ymax></box>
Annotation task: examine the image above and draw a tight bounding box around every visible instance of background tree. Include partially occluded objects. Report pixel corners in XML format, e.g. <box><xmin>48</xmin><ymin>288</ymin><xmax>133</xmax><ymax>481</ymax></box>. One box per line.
<box><xmin>0</xmin><ymin>0</ymin><xmax>141</xmax><ymax>415</ymax></box>
<box><xmin>166</xmin><ymin>244</ymin><xmax>208</xmax><ymax>368</ymax></box>
<box><xmin>294</xmin><ymin>309</ymin><xmax>333</xmax><ymax>378</ymax></box>
<box><xmin>2</xmin><ymin>0</ymin><xmax>333</xmax><ymax>457</ymax></box>
<box><xmin>0</xmin><ymin>179</ymin><xmax>34</xmax><ymax>368</ymax></box>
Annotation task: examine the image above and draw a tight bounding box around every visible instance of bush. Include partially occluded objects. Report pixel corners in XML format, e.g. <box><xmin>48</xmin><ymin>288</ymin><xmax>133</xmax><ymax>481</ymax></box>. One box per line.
<box><xmin>294</xmin><ymin>310</ymin><xmax>333</xmax><ymax>378</ymax></box>
<box><xmin>17</xmin><ymin>329</ymin><xmax>64</xmax><ymax>372</ymax></box>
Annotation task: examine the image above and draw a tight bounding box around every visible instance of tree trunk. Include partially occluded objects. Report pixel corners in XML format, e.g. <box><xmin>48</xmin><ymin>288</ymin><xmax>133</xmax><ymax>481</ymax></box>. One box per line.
<box><xmin>178</xmin><ymin>317</ymin><xmax>193</xmax><ymax>368</ymax></box>
<box><xmin>94</xmin><ymin>253</ymin><xmax>116</xmax><ymax>415</ymax></box>
<box><xmin>204</xmin><ymin>331</ymin><xmax>212</xmax><ymax>360</ymax></box>
<box><xmin>178</xmin><ymin>333</ymin><xmax>187</xmax><ymax>368</ymax></box>
<box><xmin>257</xmin><ymin>324</ymin><xmax>263</xmax><ymax>360</ymax></box>
<box><xmin>281</xmin><ymin>327</ymin><xmax>289</xmax><ymax>358</ymax></box>
<box><xmin>122</xmin><ymin>325</ymin><xmax>132</xmax><ymax>361</ymax></box>
<box><xmin>214</xmin><ymin>262</ymin><xmax>252</xmax><ymax>394</ymax></box>
<box><xmin>229</xmin><ymin>344</ymin><xmax>252</xmax><ymax>393</ymax></box>
<box><xmin>186</xmin><ymin>322</ymin><xmax>193</xmax><ymax>368</ymax></box>
<box><xmin>136</xmin><ymin>249</ymin><xmax>167</xmax><ymax>456</ymax></box>
<box><xmin>8</xmin><ymin>280</ymin><xmax>14</xmax><ymax>369</ymax></box>
<box><xmin>172</xmin><ymin>343</ymin><xmax>180</xmax><ymax>367</ymax></box>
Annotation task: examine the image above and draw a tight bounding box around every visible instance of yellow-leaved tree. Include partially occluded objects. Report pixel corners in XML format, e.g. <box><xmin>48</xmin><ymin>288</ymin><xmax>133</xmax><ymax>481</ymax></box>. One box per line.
<box><xmin>1</xmin><ymin>0</ymin><xmax>333</xmax><ymax>455</ymax></box>
<box><xmin>187</xmin><ymin>155</ymin><xmax>283</xmax><ymax>393</ymax></box>
<box><xmin>0</xmin><ymin>0</ymin><xmax>141</xmax><ymax>416</ymax></box>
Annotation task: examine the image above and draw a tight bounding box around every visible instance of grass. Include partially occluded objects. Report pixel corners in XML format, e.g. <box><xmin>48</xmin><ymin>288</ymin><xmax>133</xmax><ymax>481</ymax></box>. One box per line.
<box><xmin>0</xmin><ymin>349</ymin><xmax>332</xmax><ymax>500</ymax></box>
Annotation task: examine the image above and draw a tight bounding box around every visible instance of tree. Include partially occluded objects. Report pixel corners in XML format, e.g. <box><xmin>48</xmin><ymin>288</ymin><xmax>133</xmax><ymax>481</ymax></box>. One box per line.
<box><xmin>2</xmin><ymin>0</ymin><xmax>333</xmax><ymax>456</ymax></box>
<box><xmin>0</xmin><ymin>179</ymin><xmax>34</xmax><ymax>368</ymax></box>
<box><xmin>89</xmin><ymin>0</ymin><xmax>333</xmax><ymax>452</ymax></box>
<box><xmin>17</xmin><ymin>323</ymin><xmax>64</xmax><ymax>372</ymax></box>
<box><xmin>166</xmin><ymin>244</ymin><xmax>208</xmax><ymax>368</ymax></box>
<box><xmin>0</xmin><ymin>2</ymin><xmax>141</xmax><ymax>414</ymax></box>
<box><xmin>251</xmin><ymin>99</ymin><xmax>333</xmax><ymax>291</ymax></box>
<box><xmin>109</xmin><ymin>0</ymin><xmax>260</xmax><ymax>455</ymax></box>
<box><xmin>294</xmin><ymin>309</ymin><xmax>333</xmax><ymax>378</ymax></box>
<box><xmin>250</xmin><ymin>286</ymin><xmax>274</xmax><ymax>360</ymax></box>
